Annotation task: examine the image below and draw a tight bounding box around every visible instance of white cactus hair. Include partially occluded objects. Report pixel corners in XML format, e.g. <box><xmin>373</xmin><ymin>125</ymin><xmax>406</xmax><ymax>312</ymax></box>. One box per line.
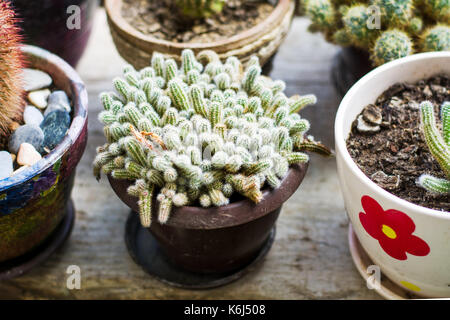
<box><xmin>95</xmin><ymin>49</ymin><xmax>329</xmax><ymax>226</ymax></box>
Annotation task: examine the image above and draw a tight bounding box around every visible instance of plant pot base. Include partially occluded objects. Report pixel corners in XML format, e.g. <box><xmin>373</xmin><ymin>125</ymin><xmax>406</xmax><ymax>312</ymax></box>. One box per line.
<box><xmin>331</xmin><ymin>47</ymin><xmax>372</xmax><ymax>97</ymax></box>
<box><xmin>125</xmin><ymin>211</ymin><xmax>276</xmax><ymax>289</ymax></box>
<box><xmin>348</xmin><ymin>224</ymin><xmax>422</xmax><ymax>300</ymax></box>
<box><xmin>0</xmin><ymin>199</ymin><xmax>75</xmax><ymax>280</ymax></box>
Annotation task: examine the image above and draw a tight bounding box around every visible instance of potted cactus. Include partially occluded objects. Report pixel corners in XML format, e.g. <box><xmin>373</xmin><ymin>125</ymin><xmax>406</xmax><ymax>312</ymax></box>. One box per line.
<box><xmin>301</xmin><ymin>0</ymin><xmax>450</xmax><ymax>96</ymax></box>
<box><xmin>336</xmin><ymin>52</ymin><xmax>450</xmax><ymax>298</ymax></box>
<box><xmin>0</xmin><ymin>1</ymin><xmax>88</xmax><ymax>276</ymax></box>
<box><xmin>94</xmin><ymin>49</ymin><xmax>330</xmax><ymax>276</ymax></box>
<box><xmin>104</xmin><ymin>0</ymin><xmax>296</xmax><ymax>74</ymax></box>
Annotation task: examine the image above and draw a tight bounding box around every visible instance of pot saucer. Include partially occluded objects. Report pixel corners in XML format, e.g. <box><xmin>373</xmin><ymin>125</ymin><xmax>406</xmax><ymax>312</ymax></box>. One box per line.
<box><xmin>0</xmin><ymin>199</ymin><xmax>75</xmax><ymax>280</ymax></box>
<box><xmin>125</xmin><ymin>211</ymin><xmax>276</xmax><ymax>289</ymax></box>
<box><xmin>348</xmin><ymin>224</ymin><xmax>423</xmax><ymax>300</ymax></box>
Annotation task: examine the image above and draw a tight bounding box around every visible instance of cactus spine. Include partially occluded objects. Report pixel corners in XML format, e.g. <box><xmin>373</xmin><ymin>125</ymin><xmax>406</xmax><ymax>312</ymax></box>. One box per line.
<box><xmin>417</xmin><ymin>101</ymin><xmax>450</xmax><ymax>195</ymax></box>
<box><xmin>94</xmin><ymin>49</ymin><xmax>330</xmax><ymax>227</ymax></box>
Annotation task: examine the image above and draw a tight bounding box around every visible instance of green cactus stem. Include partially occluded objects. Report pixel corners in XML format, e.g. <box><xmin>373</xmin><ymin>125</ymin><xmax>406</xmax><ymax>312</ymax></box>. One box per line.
<box><xmin>417</xmin><ymin>101</ymin><xmax>450</xmax><ymax>195</ymax></box>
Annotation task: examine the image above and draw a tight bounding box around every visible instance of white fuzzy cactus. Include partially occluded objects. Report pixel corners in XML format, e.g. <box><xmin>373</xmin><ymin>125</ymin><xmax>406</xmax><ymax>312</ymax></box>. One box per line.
<box><xmin>95</xmin><ymin>50</ymin><xmax>330</xmax><ymax>227</ymax></box>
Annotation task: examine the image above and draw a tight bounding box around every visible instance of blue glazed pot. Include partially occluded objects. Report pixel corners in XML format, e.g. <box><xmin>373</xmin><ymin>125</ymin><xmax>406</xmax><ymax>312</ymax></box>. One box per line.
<box><xmin>0</xmin><ymin>45</ymin><xmax>88</xmax><ymax>263</ymax></box>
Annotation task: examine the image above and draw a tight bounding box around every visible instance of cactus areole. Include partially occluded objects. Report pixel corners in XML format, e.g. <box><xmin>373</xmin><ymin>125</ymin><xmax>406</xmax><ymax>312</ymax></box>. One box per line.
<box><xmin>95</xmin><ymin>49</ymin><xmax>330</xmax><ymax>229</ymax></box>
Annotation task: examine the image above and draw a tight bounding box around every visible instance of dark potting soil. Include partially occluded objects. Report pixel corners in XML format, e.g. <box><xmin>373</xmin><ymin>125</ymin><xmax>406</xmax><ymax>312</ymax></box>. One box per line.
<box><xmin>121</xmin><ymin>0</ymin><xmax>274</xmax><ymax>43</ymax></box>
<box><xmin>346</xmin><ymin>75</ymin><xmax>450</xmax><ymax>212</ymax></box>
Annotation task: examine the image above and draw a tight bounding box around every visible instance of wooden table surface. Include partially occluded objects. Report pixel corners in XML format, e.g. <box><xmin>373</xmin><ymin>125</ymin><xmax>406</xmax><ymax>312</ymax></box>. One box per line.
<box><xmin>0</xmin><ymin>9</ymin><xmax>381</xmax><ymax>299</ymax></box>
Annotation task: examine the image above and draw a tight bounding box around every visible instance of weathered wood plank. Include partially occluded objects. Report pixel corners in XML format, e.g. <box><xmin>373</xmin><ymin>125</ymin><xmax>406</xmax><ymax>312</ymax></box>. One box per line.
<box><xmin>0</xmin><ymin>10</ymin><xmax>380</xmax><ymax>300</ymax></box>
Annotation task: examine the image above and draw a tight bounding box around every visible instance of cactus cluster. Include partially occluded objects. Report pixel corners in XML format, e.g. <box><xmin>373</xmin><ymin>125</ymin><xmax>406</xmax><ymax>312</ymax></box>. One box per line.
<box><xmin>417</xmin><ymin>101</ymin><xmax>450</xmax><ymax>195</ymax></box>
<box><xmin>0</xmin><ymin>1</ymin><xmax>24</xmax><ymax>142</ymax></box>
<box><xmin>302</xmin><ymin>0</ymin><xmax>450</xmax><ymax>66</ymax></box>
<box><xmin>174</xmin><ymin>0</ymin><xmax>226</xmax><ymax>19</ymax></box>
<box><xmin>94</xmin><ymin>49</ymin><xmax>330</xmax><ymax>227</ymax></box>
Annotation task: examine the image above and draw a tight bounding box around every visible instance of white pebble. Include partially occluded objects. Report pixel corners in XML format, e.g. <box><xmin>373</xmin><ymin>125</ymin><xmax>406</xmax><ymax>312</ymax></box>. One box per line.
<box><xmin>23</xmin><ymin>105</ymin><xmax>44</xmax><ymax>126</ymax></box>
<box><xmin>17</xmin><ymin>143</ymin><xmax>42</xmax><ymax>166</ymax></box>
<box><xmin>28</xmin><ymin>89</ymin><xmax>51</xmax><ymax>109</ymax></box>
<box><xmin>23</xmin><ymin>68</ymin><xmax>52</xmax><ymax>91</ymax></box>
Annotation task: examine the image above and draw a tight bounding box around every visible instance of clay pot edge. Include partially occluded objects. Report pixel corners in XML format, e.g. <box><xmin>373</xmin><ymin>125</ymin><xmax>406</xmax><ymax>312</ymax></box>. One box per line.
<box><xmin>108</xmin><ymin>162</ymin><xmax>308</xmax><ymax>229</ymax></box>
<box><xmin>0</xmin><ymin>45</ymin><xmax>88</xmax><ymax>192</ymax></box>
<box><xmin>104</xmin><ymin>0</ymin><xmax>293</xmax><ymax>53</ymax></box>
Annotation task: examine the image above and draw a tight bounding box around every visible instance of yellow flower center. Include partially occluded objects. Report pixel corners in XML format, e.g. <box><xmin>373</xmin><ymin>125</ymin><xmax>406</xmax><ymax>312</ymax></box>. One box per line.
<box><xmin>382</xmin><ymin>224</ymin><xmax>397</xmax><ymax>239</ymax></box>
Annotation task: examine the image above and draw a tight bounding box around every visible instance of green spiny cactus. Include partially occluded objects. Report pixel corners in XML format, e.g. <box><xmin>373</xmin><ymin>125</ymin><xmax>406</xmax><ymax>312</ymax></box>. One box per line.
<box><xmin>302</xmin><ymin>0</ymin><xmax>450</xmax><ymax>66</ymax></box>
<box><xmin>421</xmin><ymin>0</ymin><xmax>450</xmax><ymax>22</ymax></box>
<box><xmin>175</xmin><ymin>0</ymin><xmax>226</xmax><ymax>20</ymax></box>
<box><xmin>417</xmin><ymin>101</ymin><xmax>450</xmax><ymax>195</ymax></box>
<box><xmin>371</xmin><ymin>0</ymin><xmax>414</xmax><ymax>27</ymax></box>
<box><xmin>94</xmin><ymin>49</ymin><xmax>331</xmax><ymax>227</ymax></box>
<box><xmin>420</xmin><ymin>25</ymin><xmax>450</xmax><ymax>52</ymax></box>
<box><xmin>0</xmin><ymin>2</ymin><xmax>24</xmax><ymax>144</ymax></box>
<box><xmin>371</xmin><ymin>29</ymin><xmax>413</xmax><ymax>66</ymax></box>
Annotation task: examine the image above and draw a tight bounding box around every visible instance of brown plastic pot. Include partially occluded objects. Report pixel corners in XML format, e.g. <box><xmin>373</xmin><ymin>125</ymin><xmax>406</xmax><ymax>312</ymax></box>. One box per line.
<box><xmin>108</xmin><ymin>163</ymin><xmax>308</xmax><ymax>274</ymax></box>
<box><xmin>331</xmin><ymin>47</ymin><xmax>373</xmax><ymax>97</ymax></box>
<box><xmin>104</xmin><ymin>0</ymin><xmax>295</xmax><ymax>72</ymax></box>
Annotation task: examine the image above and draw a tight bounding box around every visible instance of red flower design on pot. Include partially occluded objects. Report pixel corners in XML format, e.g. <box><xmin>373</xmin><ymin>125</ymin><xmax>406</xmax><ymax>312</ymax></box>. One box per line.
<box><xmin>359</xmin><ymin>195</ymin><xmax>430</xmax><ymax>260</ymax></box>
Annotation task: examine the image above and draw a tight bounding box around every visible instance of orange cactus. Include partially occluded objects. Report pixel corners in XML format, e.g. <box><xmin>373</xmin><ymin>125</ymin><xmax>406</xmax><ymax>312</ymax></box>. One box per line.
<box><xmin>0</xmin><ymin>0</ymin><xmax>24</xmax><ymax>139</ymax></box>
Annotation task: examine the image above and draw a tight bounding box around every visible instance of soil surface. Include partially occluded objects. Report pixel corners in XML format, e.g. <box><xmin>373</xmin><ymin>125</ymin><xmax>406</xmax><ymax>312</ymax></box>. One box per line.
<box><xmin>121</xmin><ymin>0</ymin><xmax>275</xmax><ymax>43</ymax></box>
<box><xmin>346</xmin><ymin>75</ymin><xmax>450</xmax><ymax>212</ymax></box>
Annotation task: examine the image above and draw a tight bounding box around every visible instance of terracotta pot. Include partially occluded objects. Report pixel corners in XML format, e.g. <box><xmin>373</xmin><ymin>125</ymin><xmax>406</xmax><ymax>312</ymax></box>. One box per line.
<box><xmin>108</xmin><ymin>163</ymin><xmax>308</xmax><ymax>274</ymax></box>
<box><xmin>104</xmin><ymin>0</ymin><xmax>295</xmax><ymax>72</ymax></box>
<box><xmin>12</xmin><ymin>0</ymin><xmax>99</xmax><ymax>67</ymax></box>
<box><xmin>335</xmin><ymin>52</ymin><xmax>450</xmax><ymax>298</ymax></box>
<box><xmin>0</xmin><ymin>45</ymin><xmax>88</xmax><ymax>263</ymax></box>
<box><xmin>331</xmin><ymin>47</ymin><xmax>372</xmax><ymax>97</ymax></box>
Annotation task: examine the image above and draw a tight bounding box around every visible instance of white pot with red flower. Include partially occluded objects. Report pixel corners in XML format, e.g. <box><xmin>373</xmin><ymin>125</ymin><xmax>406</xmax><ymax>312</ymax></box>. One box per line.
<box><xmin>335</xmin><ymin>52</ymin><xmax>450</xmax><ymax>298</ymax></box>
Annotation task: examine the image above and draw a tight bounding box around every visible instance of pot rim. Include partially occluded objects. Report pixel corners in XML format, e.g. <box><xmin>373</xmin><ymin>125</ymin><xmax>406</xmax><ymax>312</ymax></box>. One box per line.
<box><xmin>108</xmin><ymin>162</ymin><xmax>308</xmax><ymax>229</ymax></box>
<box><xmin>335</xmin><ymin>51</ymin><xmax>450</xmax><ymax>219</ymax></box>
<box><xmin>0</xmin><ymin>45</ymin><xmax>88</xmax><ymax>192</ymax></box>
<box><xmin>104</xmin><ymin>0</ymin><xmax>291</xmax><ymax>51</ymax></box>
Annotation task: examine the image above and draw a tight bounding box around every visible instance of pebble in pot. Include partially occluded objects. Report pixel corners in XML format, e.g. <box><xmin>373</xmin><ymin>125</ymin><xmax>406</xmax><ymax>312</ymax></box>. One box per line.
<box><xmin>44</xmin><ymin>90</ymin><xmax>71</xmax><ymax>116</ymax></box>
<box><xmin>0</xmin><ymin>151</ymin><xmax>13</xmax><ymax>180</ymax></box>
<box><xmin>22</xmin><ymin>68</ymin><xmax>52</xmax><ymax>91</ymax></box>
<box><xmin>17</xmin><ymin>142</ymin><xmax>42</xmax><ymax>166</ymax></box>
<box><xmin>40</xmin><ymin>109</ymin><xmax>71</xmax><ymax>151</ymax></box>
<box><xmin>8</xmin><ymin>124</ymin><xmax>44</xmax><ymax>155</ymax></box>
<box><xmin>23</xmin><ymin>105</ymin><xmax>44</xmax><ymax>126</ymax></box>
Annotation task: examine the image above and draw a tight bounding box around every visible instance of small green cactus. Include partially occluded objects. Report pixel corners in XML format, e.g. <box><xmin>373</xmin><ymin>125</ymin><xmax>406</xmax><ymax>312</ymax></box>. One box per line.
<box><xmin>371</xmin><ymin>29</ymin><xmax>413</xmax><ymax>66</ymax></box>
<box><xmin>175</xmin><ymin>0</ymin><xmax>226</xmax><ymax>19</ymax></box>
<box><xmin>420</xmin><ymin>25</ymin><xmax>450</xmax><ymax>52</ymax></box>
<box><xmin>302</xmin><ymin>0</ymin><xmax>450</xmax><ymax>66</ymax></box>
<box><xmin>94</xmin><ymin>49</ymin><xmax>330</xmax><ymax>227</ymax></box>
<box><xmin>417</xmin><ymin>101</ymin><xmax>450</xmax><ymax>195</ymax></box>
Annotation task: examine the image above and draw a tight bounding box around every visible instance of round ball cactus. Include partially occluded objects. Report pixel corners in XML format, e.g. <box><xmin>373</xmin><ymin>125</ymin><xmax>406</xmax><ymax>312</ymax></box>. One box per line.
<box><xmin>94</xmin><ymin>50</ymin><xmax>330</xmax><ymax>227</ymax></box>
<box><xmin>371</xmin><ymin>0</ymin><xmax>414</xmax><ymax>27</ymax></box>
<box><xmin>341</xmin><ymin>4</ymin><xmax>377</xmax><ymax>47</ymax></box>
<box><xmin>302</xmin><ymin>0</ymin><xmax>449</xmax><ymax>66</ymax></box>
<box><xmin>371</xmin><ymin>29</ymin><xmax>414</xmax><ymax>66</ymax></box>
<box><xmin>0</xmin><ymin>2</ymin><xmax>24</xmax><ymax>139</ymax></box>
<box><xmin>302</xmin><ymin>0</ymin><xmax>336</xmax><ymax>32</ymax></box>
<box><xmin>420</xmin><ymin>25</ymin><xmax>450</xmax><ymax>52</ymax></box>
<box><xmin>421</xmin><ymin>0</ymin><xmax>450</xmax><ymax>23</ymax></box>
